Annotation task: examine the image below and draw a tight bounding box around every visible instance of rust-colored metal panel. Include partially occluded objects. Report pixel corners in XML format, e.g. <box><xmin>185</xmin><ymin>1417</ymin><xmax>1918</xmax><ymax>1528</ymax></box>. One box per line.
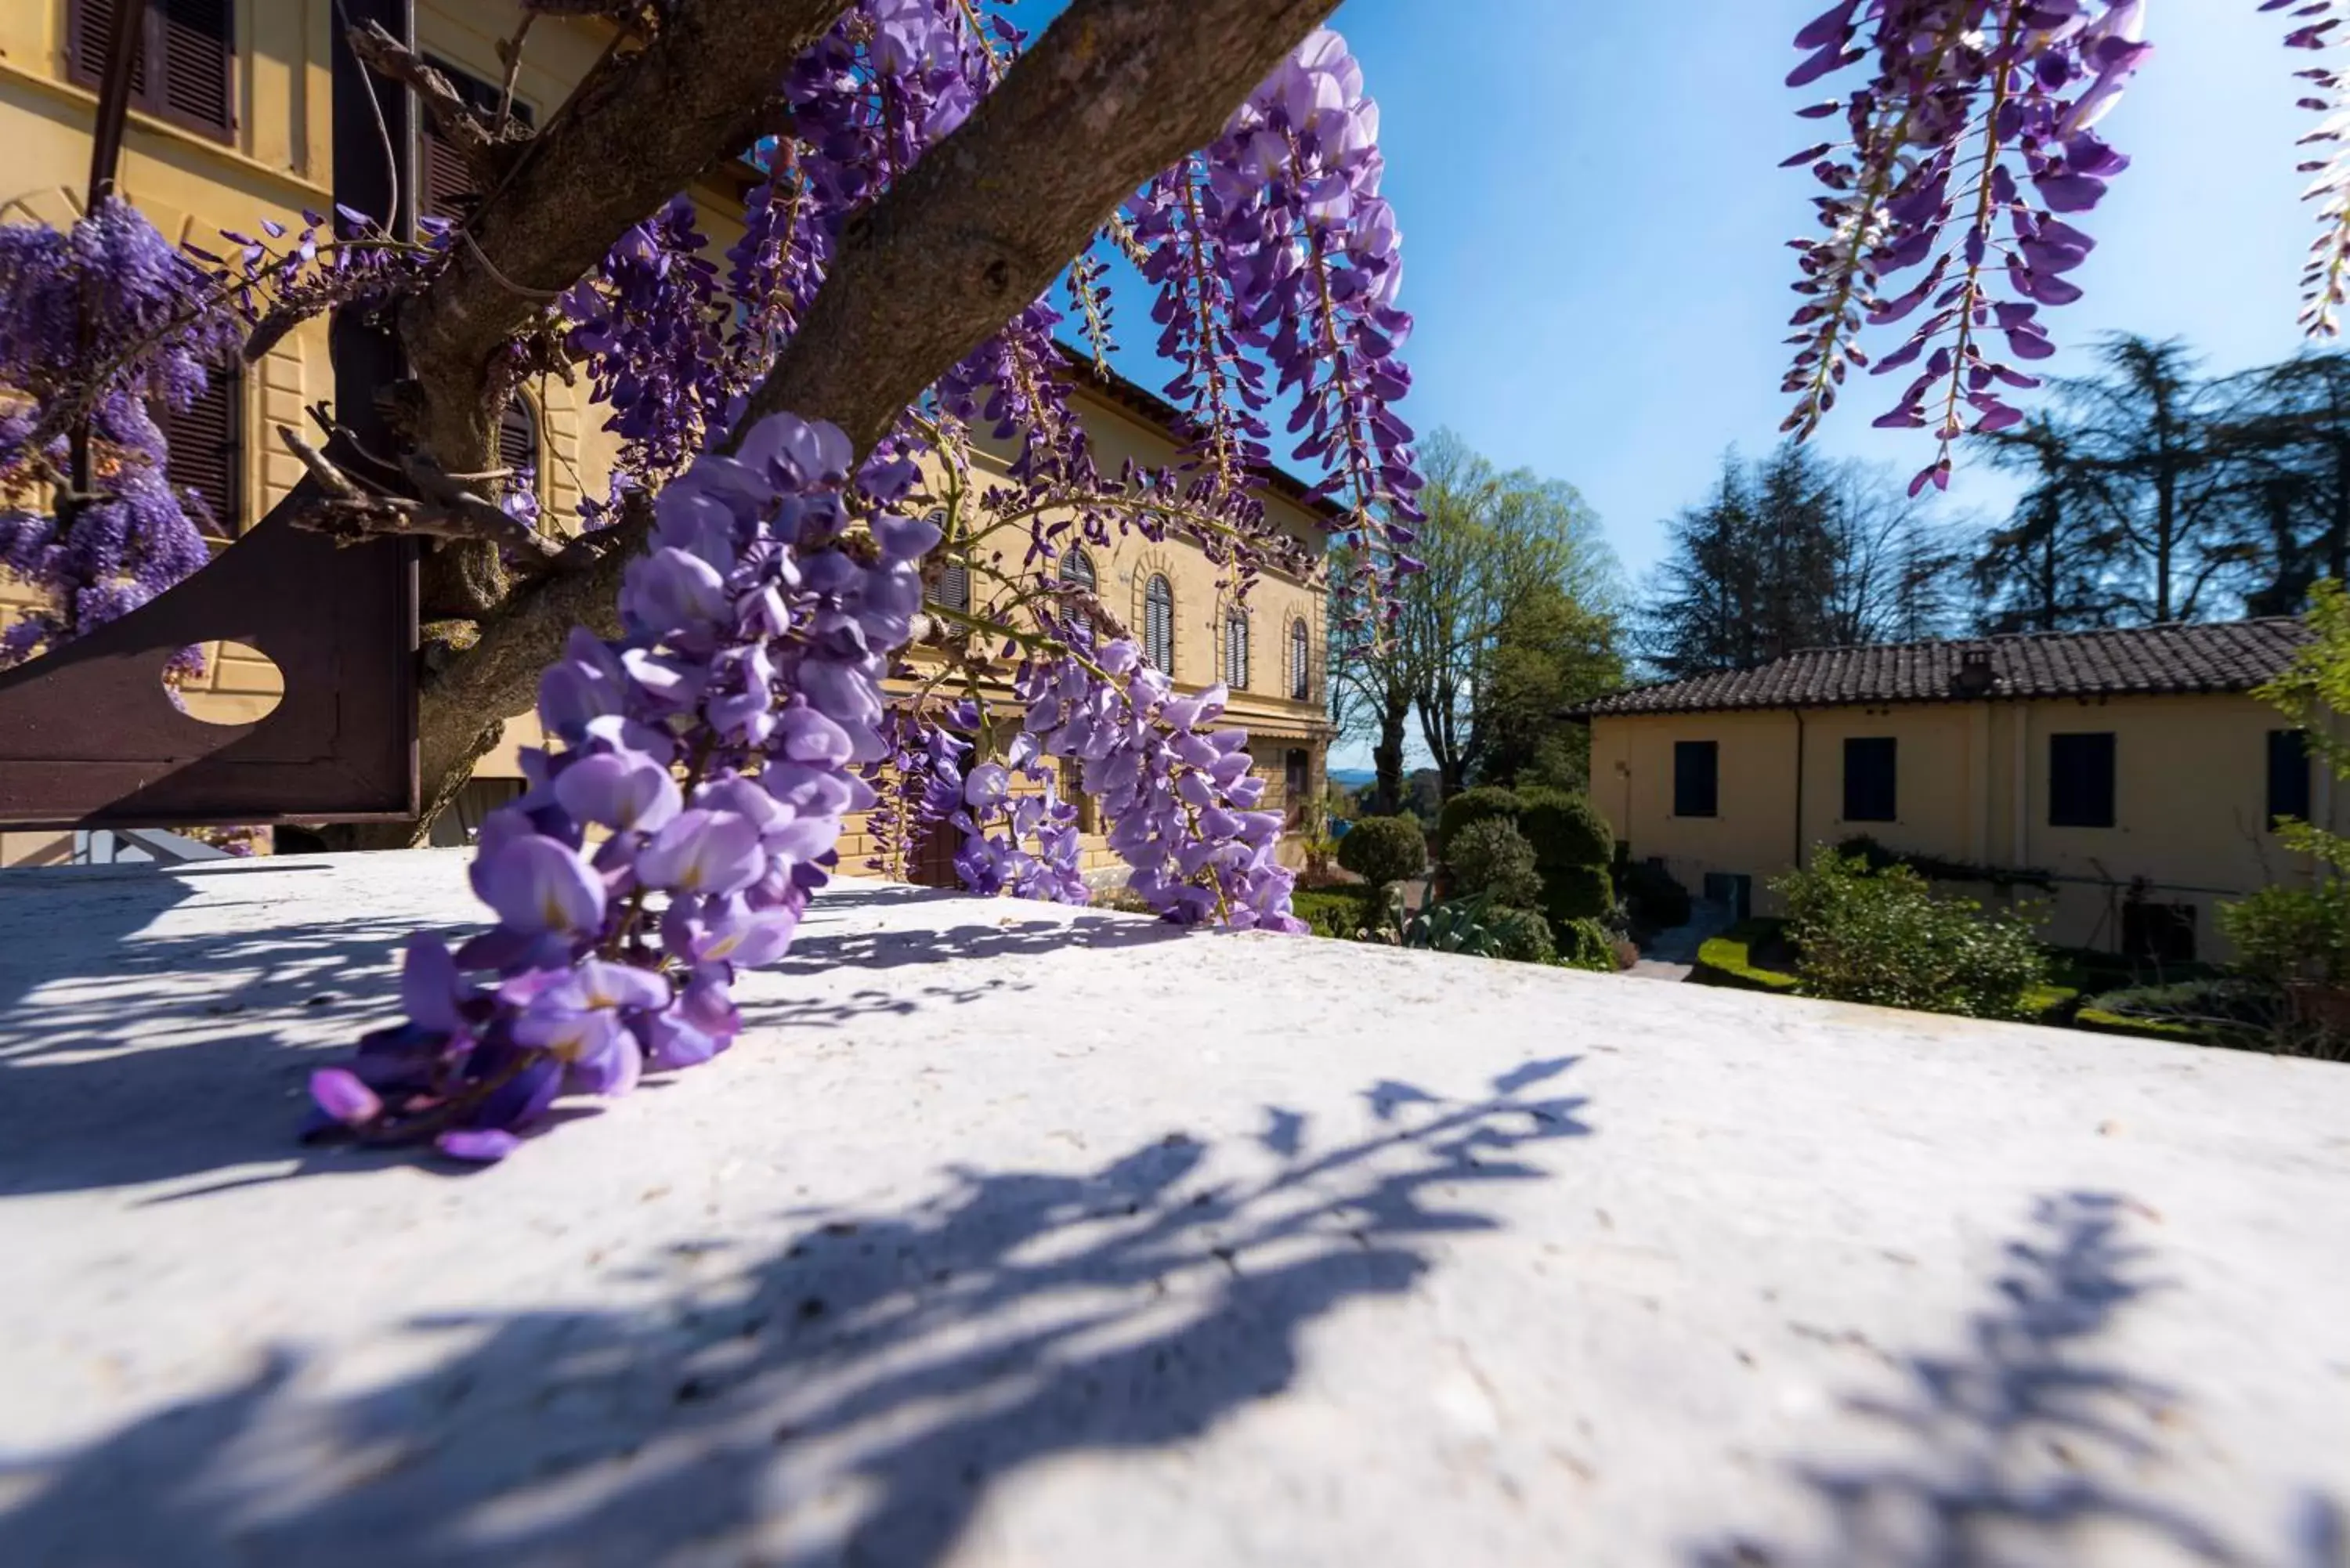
<box><xmin>0</xmin><ymin>486</ymin><xmax>418</xmax><ymax>828</ymax></box>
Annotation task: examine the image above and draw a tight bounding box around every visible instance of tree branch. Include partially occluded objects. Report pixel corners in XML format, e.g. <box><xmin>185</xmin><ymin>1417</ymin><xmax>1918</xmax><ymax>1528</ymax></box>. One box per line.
<box><xmin>736</xmin><ymin>0</ymin><xmax>1342</xmax><ymax>453</ymax></box>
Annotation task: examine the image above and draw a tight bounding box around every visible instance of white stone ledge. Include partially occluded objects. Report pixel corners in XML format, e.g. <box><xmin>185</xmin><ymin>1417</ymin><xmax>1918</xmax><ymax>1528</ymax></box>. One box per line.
<box><xmin>0</xmin><ymin>850</ymin><xmax>2346</xmax><ymax>1566</ymax></box>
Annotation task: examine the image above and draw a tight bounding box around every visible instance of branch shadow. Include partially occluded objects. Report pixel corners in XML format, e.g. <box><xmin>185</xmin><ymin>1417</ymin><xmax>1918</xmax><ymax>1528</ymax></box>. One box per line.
<box><xmin>1692</xmin><ymin>1191</ymin><xmax>2347</xmax><ymax>1568</ymax></box>
<box><xmin>0</xmin><ymin>1060</ymin><xmax>1593</xmax><ymax>1567</ymax></box>
<box><xmin>0</xmin><ymin>870</ymin><xmax>1177</xmax><ymax>1198</ymax></box>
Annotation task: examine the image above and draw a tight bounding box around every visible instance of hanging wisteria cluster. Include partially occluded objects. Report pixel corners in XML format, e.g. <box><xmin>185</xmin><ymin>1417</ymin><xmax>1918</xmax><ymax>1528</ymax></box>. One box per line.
<box><xmin>0</xmin><ymin>197</ymin><xmax>438</xmax><ymax>667</ymax></box>
<box><xmin>310</xmin><ymin>411</ymin><xmax>922</xmax><ymax>1158</ymax></box>
<box><xmin>2272</xmin><ymin>0</ymin><xmax>2350</xmax><ymax>335</ymax></box>
<box><xmin>1779</xmin><ymin>0</ymin><xmax>2153</xmax><ymax>495</ymax></box>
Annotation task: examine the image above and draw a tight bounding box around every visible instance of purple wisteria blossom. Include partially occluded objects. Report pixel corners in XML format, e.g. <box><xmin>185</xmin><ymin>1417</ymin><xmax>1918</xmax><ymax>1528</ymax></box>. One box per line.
<box><xmin>1780</xmin><ymin>2</ymin><xmax>2153</xmax><ymax>493</ymax></box>
<box><xmin>306</xmin><ymin>409</ymin><xmax>920</xmax><ymax>1158</ymax></box>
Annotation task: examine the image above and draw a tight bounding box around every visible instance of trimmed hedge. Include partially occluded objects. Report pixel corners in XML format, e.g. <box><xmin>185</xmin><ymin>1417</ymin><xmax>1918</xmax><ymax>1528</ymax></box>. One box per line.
<box><xmin>1437</xmin><ymin>786</ymin><xmax>1522</xmax><ymax>852</ymax></box>
<box><xmin>1488</xmin><ymin>905</ymin><xmax>1558</xmax><ymax>966</ymax></box>
<box><xmin>1447</xmin><ymin>818</ymin><xmax>1546</xmax><ymax>909</ymax></box>
<box><xmin>1542</xmin><ymin>864</ymin><xmax>1614</xmax><ymax>924</ymax></box>
<box><xmin>1295</xmin><ymin>886</ymin><xmax>1389</xmax><ymax>941</ymax></box>
<box><xmin>1517</xmin><ymin>788</ymin><xmax>1613</xmax><ymax>873</ymax></box>
<box><xmin>1335</xmin><ymin>815</ymin><xmax>1427</xmax><ymax>887</ymax></box>
<box><xmin>1692</xmin><ymin>919</ymin><xmax>1802</xmax><ymax>994</ymax></box>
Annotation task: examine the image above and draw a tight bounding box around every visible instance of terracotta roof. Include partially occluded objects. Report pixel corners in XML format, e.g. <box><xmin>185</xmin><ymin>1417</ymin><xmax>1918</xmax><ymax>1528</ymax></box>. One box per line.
<box><xmin>1574</xmin><ymin>619</ymin><xmax>2313</xmax><ymax>718</ymax></box>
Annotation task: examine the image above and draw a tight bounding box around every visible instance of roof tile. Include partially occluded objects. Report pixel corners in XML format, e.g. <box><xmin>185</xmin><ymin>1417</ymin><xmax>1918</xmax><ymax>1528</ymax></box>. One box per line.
<box><xmin>1575</xmin><ymin>619</ymin><xmax>2312</xmax><ymax>717</ymax></box>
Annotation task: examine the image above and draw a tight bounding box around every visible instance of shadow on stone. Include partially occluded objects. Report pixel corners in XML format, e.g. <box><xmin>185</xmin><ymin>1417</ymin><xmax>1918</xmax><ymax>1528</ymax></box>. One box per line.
<box><xmin>1692</xmin><ymin>1191</ymin><xmax>2344</xmax><ymax>1568</ymax></box>
<box><xmin>0</xmin><ymin>873</ymin><xmax>1173</xmax><ymax>1198</ymax></box>
<box><xmin>0</xmin><ymin>1062</ymin><xmax>1592</xmax><ymax>1566</ymax></box>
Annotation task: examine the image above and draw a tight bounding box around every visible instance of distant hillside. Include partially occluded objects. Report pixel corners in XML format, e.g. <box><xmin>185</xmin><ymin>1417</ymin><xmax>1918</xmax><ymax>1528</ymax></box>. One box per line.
<box><xmin>1329</xmin><ymin>768</ymin><xmax>1376</xmax><ymax>788</ymax></box>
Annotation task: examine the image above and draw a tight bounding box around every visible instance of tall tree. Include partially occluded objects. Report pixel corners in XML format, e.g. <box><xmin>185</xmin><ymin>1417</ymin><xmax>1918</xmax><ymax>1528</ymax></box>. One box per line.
<box><xmin>2207</xmin><ymin>352</ymin><xmax>2350</xmax><ymax>615</ymax></box>
<box><xmin>1971</xmin><ymin>414</ymin><xmax>2130</xmax><ymax>634</ymax></box>
<box><xmin>1640</xmin><ymin>444</ymin><xmax>1958</xmax><ymax>674</ymax></box>
<box><xmin>2048</xmin><ymin>335</ymin><xmax>2232</xmax><ymax>623</ymax></box>
<box><xmin>1400</xmin><ymin>432</ymin><xmax>1614</xmax><ymax>797</ymax></box>
<box><xmin>1477</xmin><ymin>579</ymin><xmax>1622</xmax><ymax>791</ymax></box>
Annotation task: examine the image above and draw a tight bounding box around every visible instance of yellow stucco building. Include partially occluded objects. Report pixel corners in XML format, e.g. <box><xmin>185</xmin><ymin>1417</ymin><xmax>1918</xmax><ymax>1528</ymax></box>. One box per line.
<box><xmin>1579</xmin><ymin>620</ymin><xmax>2337</xmax><ymax>963</ymax></box>
<box><xmin>0</xmin><ymin>0</ymin><xmax>1335</xmax><ymax>876</ymax></box>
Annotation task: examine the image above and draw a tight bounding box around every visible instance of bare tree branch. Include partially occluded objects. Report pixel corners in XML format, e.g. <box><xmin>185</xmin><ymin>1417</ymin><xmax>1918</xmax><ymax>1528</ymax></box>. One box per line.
<box><xmin>736</xmin><ymin>0</ymin><xmax>1343</xmax><ymax>452</ymax></box>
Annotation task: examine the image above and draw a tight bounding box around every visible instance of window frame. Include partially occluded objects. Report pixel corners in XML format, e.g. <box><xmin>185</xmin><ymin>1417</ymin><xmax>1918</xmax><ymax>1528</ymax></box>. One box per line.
<box><xmin>1224</xmin><ymin>608</ymin><xmax>1250</xmax><ymax>691</ymax></box>
<box><xmin>2268</xmin><ymin>728</ymin><xmax>2313</xmax><ymax>833</ymax></box>
<box><xmin>1289</xmin><ymin>618</ymin><xmax>1311</xmax><ymax>701</ymax></box>
<box><xmin>2048</xmin><ymin>731</ymin><xmax>2117</xmax><ymax>829</ymax></box>
<box><xmin>1841</xmin><ymin>735</ymin><xmax>1898</xmax><ymax>824</ymax></box>
<box><xmin>161</xmin><ymin>360</ymin><xmax>242</xmax><ymax>539</ymax></box>
<box><xmin>68</xmin><ymin>0</ymin><xmax>239</xmax><ymax>145</ymax></box>
<box><xmin>1144</xmin><ymin>575</ymin><xmax>1175</xmax><ymax>674</ymax></box>
<box><xmin>1672</xmin><ymin>739</ymin><xmax>1719</xmax><ymax>819</ymax></box>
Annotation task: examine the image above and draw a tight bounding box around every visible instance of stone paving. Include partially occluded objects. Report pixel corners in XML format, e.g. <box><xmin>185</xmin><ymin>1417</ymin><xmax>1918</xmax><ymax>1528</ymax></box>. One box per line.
<box><xmin>2</xmin><ymin>851</ymin><xmax>2347</xmax><ymax>1566</ymax></box>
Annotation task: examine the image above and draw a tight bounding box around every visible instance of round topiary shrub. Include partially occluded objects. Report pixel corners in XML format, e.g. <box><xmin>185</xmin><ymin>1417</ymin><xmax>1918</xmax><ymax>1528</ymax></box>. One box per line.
<box><xmin>1543</xmin><ymin>863</ymin><xmax>1614</xmax><ymax>924</ymax></box>
<box><xmin>1437</xmin><ymin>786</ymin><xmax>1521</xmax><ymax>852</ymax></box>
<box><xmin>1336</xmin><ymin>815</ymin><xmax>1428</xmax><ymax>887</ymax></box>
<box><xmin>1445</xmin><ymin>818</ymin><xmax>1545</xmax><ymax>909</ymax></box>
<box><xmin>1517</xmin><ymin>788</ymin><xmax>1614</xmax><ymax>873</ymax></box>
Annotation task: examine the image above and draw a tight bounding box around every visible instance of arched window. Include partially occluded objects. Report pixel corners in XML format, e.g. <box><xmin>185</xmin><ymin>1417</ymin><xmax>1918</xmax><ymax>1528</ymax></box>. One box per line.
<box><xmin>1224</xmin><ymin>609</ymin><xmax>1250</xmax><ymax>691</ymax></box>
<box><xmin>924</xmin><ymin>509</ymin><xmax>970</xmax><ymax>612</ymax></box>
<box><xmin>1290</xmin><ymin>618</ymin><xmax>1311</xmax><ymax>701</ymax></box>
<box><xmin>1059</xmin><ymin>549</ymin><xmax>1096</xmax><ymax>643</ymax></box>
<box><xmin>1144</xmin><ymin>575</ymin><xmax>1174</xmax><ymax>672</ymax></box>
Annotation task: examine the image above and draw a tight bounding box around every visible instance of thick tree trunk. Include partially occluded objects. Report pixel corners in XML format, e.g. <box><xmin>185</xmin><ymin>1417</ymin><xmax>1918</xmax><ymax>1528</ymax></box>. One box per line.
<box><xmin>1372</xmin><ymin>694</ymin><xmax>1411</xmax><ymax>818</ymax></box>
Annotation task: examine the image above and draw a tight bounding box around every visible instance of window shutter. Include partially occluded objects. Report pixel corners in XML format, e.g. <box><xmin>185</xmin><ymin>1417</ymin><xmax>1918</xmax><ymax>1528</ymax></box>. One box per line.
<box><xmin>2269</xmin><ymin>729</ymin><xmax>2313</xmax><ymax>831</ymax></box>
<box><xmin>1290</xmin><ymin>620</ymin><xmax>1311</xmax><ymax>700</ymax></box>
<box><xmin>159</xmin><ymin>0</ymin><xmax>233</xmax><ymax>133</ymax></box>
<box><xmin>164</xmin><ymin>367</ymin><xmax>240</xmax><ymax>538</ymax></box>
<box><xmin>1144</xmin><ymin>576</ymin><xmax>1173</xmax><ymax>674</ymax></box>
<box><xmin>498</xmin><ymin>398</ymin><xmax>537</xmax><ymax>475</ymax></box>
<box><xmin>1673</xmin><ymin>740</ymin><xmax>1719</xmax><ymax>818</ymax></box>
<box><xmin>418</xmin><ymin>58</ymin><xmax>531</xmax><ymax>222</ymax></box>
<box><xmin>70</xmin><ymin>0</ymin><xmax>150</xmax><ymax>102</ymax></box>
<box><xmin>2048</xmin><ymin>732</ymin><xmax>2117</xmax><ymax>829</ymax></box>
<box><xmin>1841</xmin><ymin>736</ymin><xmax>1897</xmax><ymax>823</ymax></box>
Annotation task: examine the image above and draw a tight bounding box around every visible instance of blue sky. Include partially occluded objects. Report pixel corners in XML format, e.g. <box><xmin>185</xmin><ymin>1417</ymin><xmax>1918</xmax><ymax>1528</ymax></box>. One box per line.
<box><xmin>1016</xmin><ymin>2</ymin><xmax>2329</xmax><ymax>770</ymax></box>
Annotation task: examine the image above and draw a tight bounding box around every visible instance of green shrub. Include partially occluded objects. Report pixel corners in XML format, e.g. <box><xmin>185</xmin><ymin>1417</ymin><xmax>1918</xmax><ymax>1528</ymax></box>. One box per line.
<box><xmin>1517</xmin><ymin>788</ymin><xmax>1613</xmax><ymax>873</ymax></box>
<box><xmin>2218</xmin><ymin>881</ymin><xmax>2350</xmax><ymax>985</ymax></box>
<box><xmin>1691</xmin><ymin>919</ymin><xmax>1802</xmax><ymax>994</ymax></box>
<box><xmin>1773</xmin><ymin>847</ymin><xmax>2048</xmax><ymax>1021</ymax></box>
<box><xmin>2077</xmin><ymin>978</ymin><xmax>2279</xmax><ymax>1047</ymax></box>
<box><xmin>1488</xmin><ymin>905</ymin><xmax>1558</xmax><ymax>965</ymax></box>
<box><xmin>1620</xmin><ymin>859</ymin><xmax>1691</xmax><ymax>931</ymax></box>
<box><xmin>1554</xmin><ymin>916</ymin><xmax>1617</xmax><ymax>974</ymax></box>
<box><xmin>1542</xmin><ymin>864</ymin><xmax>1614</xmax><ymax>925</ymax></box>
<box><xmin>1401</xmin><ymin>894</ymin><xmax>1505</xmax><ymax>957</ymax></box>
<box><xmin>1437</xmin><ymin>786</ymin><xmax>1523</xmax><ymax>852</ymax></box>
<box><xmin>1446</xmin><ymin>818</ymin><xmax>1545</xmax><ymax>909</ymax></box>
<box><xmin>1336</xmin><ymin>815</ymin><xmax>1428</xmax><ymax>887</ymax></box>
<box><xmin>1294</xmin><ymin>886</ymin><xmax>1391</xmax><ymax>941</ymax></box>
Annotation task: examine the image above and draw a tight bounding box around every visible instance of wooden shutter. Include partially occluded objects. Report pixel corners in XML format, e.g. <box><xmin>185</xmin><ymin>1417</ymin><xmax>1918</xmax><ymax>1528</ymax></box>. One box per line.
<box><xmin>70</xmin><ymin>0</ymin><xmax>233</xmax><ymax>139</ymax></box>
<box><xmin>160</xmin><ymin>0</ymin><xmax>233</xmax><ymax>133</ymax></box>
<box><xmin>419</xmin><ymin>57</ymin><xmax>531</xmax><ymax>222</ymax></box>
<box><xmin>498</xmin><ymin>398</ymin><xmax>537</xmax><ymax>475</ymax></box>
<box><xmin>1144</xmin><ymin>576</ymin><xmax>1173</xmax><ymax>673</ymax></box>
<box><xmin>1290</xmin><ymin>620</ymin><xmax>1310</xmax><ymax>700</ymax></box>
<box><xmin>69</xmin><ymin>0</ymin><xmax>149</xmax><ymax>102</ymax></box>
<box><xmin>164</xmin><ymin>367</ymin><xmax>241</xmax><ymax>539</ymax></box>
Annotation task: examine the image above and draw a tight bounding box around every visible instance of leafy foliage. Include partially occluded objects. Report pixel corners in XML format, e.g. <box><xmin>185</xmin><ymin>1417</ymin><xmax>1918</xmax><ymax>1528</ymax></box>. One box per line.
<box><xmin>1435</xmin><ymin>786</ymin><xmax>1520</xmax><ymax>852</ymax></box>
<box><xmin>1335</xmin><ymin>816</ymin><xmax>1428</xmax><ymax>888</ymax></box>
<box><xmin>1774</xmin><ymin>848</ymin><xmax>2048</xmax><ymax>1021</ymax></box>
<box><xmin>1553</xmin><ymin>916</ymin><xmax>1617</xmax><ymax>974</ymax></box>
<box><xmin>1517</xmin><ymin>789</ymin><xmax>1613</xmax><ymax>873</ymax></box>
<box><xmin>1444</xmin><ymin>818</ymin><xmax>1545</xmax><ymax>910</ymax></box>
<box><xmin>1400</xmin><ymin>893</ymin><xmax>1555</xmax><ymax>966</ymax></box>
<box><xmin>1294</xmin><ymin>885</ymin><xmax>1391</xmax><ymax>941</ymax></box>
